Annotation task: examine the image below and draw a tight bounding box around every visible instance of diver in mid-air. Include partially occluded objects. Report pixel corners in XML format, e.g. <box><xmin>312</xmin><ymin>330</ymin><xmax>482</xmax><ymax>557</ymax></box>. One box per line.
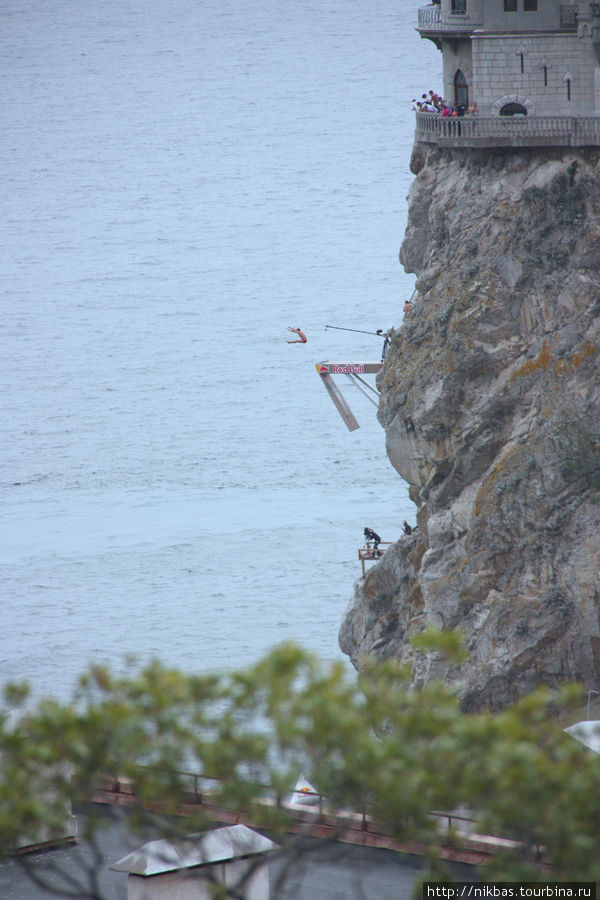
<box><xmin>287</xmin><ymin>326</ymin><xmax>307</xmax><ymax>344</ymax></box>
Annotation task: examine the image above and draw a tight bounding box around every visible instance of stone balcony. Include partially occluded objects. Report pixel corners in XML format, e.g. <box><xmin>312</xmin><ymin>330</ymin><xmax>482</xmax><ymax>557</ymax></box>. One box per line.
<box><xmin>417</xmin><ymin>6</ymin><xmax>483</xmax><ymax>33</ymax></box>
<box><xmin>417</xmin><ymin>4</ymin><xmax>580</xmax><ymax>32</ymax></box>
<box><xmin>415</xmin><ymin>111</ymin><xmax>600</xmax><ymax>147</ymax></box>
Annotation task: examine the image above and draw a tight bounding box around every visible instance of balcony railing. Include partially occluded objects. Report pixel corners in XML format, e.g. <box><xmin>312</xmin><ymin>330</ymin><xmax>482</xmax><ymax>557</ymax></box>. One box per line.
<box><xmin>418</xmin><ymin>3</ymin><xmax>580</xmax><ymax>30</ymax></box>
<box><xmin>417</xmin><ymin>5</ymin><xmax>483</xmax><ymax>31</ymax></box>
<box><xmin>415</xmin><ymin>111</ymin><xmax>600</xmax><ymax>147</ymax></box>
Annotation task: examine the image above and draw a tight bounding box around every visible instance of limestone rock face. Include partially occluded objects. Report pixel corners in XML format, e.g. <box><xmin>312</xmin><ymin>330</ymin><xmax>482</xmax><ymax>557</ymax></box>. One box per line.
<box><xmin>339</xmin><ymin>145</ymin><xmax>600</xmax><ymax>711</ymax></box>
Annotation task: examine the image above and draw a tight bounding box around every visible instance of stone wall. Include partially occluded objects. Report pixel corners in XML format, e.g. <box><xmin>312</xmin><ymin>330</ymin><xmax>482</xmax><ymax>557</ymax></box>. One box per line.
<box><xmin>472</xmin><ymin>32</ymin><xmax>598</xmax><ymax>116</ymax></box>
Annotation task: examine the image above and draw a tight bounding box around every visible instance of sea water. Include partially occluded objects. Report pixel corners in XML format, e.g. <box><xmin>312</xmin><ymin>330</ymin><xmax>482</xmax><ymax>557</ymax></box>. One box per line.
<box><xmin>1</xmin><ymin>0</ymin><xmax>442</xmax><ymax>700</ymax></box>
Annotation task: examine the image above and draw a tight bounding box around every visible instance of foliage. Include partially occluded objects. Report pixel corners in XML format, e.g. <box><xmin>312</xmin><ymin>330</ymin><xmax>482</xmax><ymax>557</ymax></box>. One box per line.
<box><xmin>1</xmin><ymin>638</ymin><xmax>600</xmax><ymax>897</ymax></box>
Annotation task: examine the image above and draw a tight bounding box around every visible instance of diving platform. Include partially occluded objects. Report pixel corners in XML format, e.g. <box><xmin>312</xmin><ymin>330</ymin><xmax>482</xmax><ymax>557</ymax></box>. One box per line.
<box><xmin>358</xmin><ymin>542</ymin><xmax>391</xmax><ymax>576</ymax></box>
<box><xmin>315</xmin><ymin>361</ymin><xmax>382</xmax><ymax>431</ymax></box>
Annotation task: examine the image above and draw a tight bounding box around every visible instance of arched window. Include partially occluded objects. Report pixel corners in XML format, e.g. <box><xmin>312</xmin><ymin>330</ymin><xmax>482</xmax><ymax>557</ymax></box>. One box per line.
<box><xmin>500</xmin><ymin>102</ymin><xmax>528</xmax><ymax>116</ymax></box>
<box><xmin>454</xmin><ymin>69</ymin><xmax>468</xmax><ymax>109</ymax></box>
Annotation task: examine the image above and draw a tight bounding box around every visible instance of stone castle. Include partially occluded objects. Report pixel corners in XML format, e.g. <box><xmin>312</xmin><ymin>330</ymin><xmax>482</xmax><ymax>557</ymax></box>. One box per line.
<box><xmin>416</xmin><ymin>0</ymin><xmax>600</xmax><ymax>145</ymax></box>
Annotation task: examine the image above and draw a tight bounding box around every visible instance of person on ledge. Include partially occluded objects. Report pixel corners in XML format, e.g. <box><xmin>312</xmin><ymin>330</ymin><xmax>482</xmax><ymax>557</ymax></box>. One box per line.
<box><xmin>377</xmin><ymin>327</ymin><xmax>395</xmax><ymax>361</ymax></box>
<box><xmin>364</xmin><ymin>527</ymin><xmax>381</xmax><ymax>549</ymax></box>
<box><xmin>403</xmin><ymin>520</ymin><xmax>413</xmax><ymax>535</ymax></box>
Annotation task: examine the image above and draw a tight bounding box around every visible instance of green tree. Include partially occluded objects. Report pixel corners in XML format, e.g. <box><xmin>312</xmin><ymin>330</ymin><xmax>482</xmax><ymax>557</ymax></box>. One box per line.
<box><xmin>1</xmin><ymin>637</ymin><xmax>599</xmax><ymax>897</ymax></box>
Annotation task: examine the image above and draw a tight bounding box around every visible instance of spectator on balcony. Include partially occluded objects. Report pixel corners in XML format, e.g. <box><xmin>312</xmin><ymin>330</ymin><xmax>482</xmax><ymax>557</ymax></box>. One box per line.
<box><xmin>467</xmin><ymin>101</ymin><xmax>479</xmax><ymax>116</ymax></box>
<box><xmin>429</xmin><ymin>89</ymin><xmax>442</xmax><ymax>110</ymax></box>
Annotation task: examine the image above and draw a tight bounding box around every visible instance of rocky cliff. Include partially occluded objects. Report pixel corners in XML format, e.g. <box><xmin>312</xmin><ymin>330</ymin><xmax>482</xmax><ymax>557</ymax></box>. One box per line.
<box><xmin>339</xmin><ymin>144</ymin><xmax>600</xmax><ymax>711</ymax></box>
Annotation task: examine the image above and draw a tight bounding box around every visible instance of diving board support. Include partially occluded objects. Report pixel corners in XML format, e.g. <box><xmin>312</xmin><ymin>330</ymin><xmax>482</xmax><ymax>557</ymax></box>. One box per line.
<box><xmin>316</xmin><ymin>361</ymin><xmax>382</xmax><ymax>431</ymax></box>
<box><xmin>348</xmin><ymin>373</ymin><xmax>379</xmax><ymax>407</ymax></box>
<box><xmin>317</xmin><ymin>365</ymin><xmax>360</xmax><ymax>431</ymax></box>
<box><xmin>352</xmin><ymin>372</ymin><xmax>379</xmax><ymax>396</ymax></box>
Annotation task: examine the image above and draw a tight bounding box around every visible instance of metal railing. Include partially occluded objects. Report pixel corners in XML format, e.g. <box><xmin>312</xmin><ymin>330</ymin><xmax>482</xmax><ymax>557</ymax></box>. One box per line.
<box><xmin>415</xmin><ymin>111</ymin><xmax>600</xmax><ymax>147</ymax></box>
<box><xmin>95</xmin><ymin>769</ymin><xmax>481</xmax><ymax>840</ymax></box>
<box><xmin>94</xmin><ymin>768</ymin><xmax>537</xmax><ymax>863</ymax></box>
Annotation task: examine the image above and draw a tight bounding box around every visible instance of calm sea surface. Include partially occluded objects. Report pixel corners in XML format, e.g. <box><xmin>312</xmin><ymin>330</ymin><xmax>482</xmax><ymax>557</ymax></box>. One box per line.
<box><xmin>1</xmin><ymin>0</ymin><xmax>441</xmax><ymax>700</ymax></box>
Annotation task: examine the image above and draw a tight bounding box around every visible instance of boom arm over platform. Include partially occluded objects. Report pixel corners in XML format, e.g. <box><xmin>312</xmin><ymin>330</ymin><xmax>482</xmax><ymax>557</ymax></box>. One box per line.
<box><xmin>315</xmin><ymin>361</ymin><xmax>382</xmax><ymax>431</ymax></box>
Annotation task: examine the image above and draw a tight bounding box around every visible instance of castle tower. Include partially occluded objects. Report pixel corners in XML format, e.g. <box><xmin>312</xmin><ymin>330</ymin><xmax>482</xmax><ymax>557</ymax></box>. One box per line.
<box><xmin>415</xmin><ymin>0</ymin><xmax>600</xmax><ymax>145</ymax></box>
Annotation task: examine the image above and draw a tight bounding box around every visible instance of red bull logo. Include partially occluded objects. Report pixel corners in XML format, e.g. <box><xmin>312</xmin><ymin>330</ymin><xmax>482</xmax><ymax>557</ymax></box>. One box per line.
<box><xmin>330</xmin><ymin>364</ymin><xmax>365</xmax><ymax>374</ymax></box>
